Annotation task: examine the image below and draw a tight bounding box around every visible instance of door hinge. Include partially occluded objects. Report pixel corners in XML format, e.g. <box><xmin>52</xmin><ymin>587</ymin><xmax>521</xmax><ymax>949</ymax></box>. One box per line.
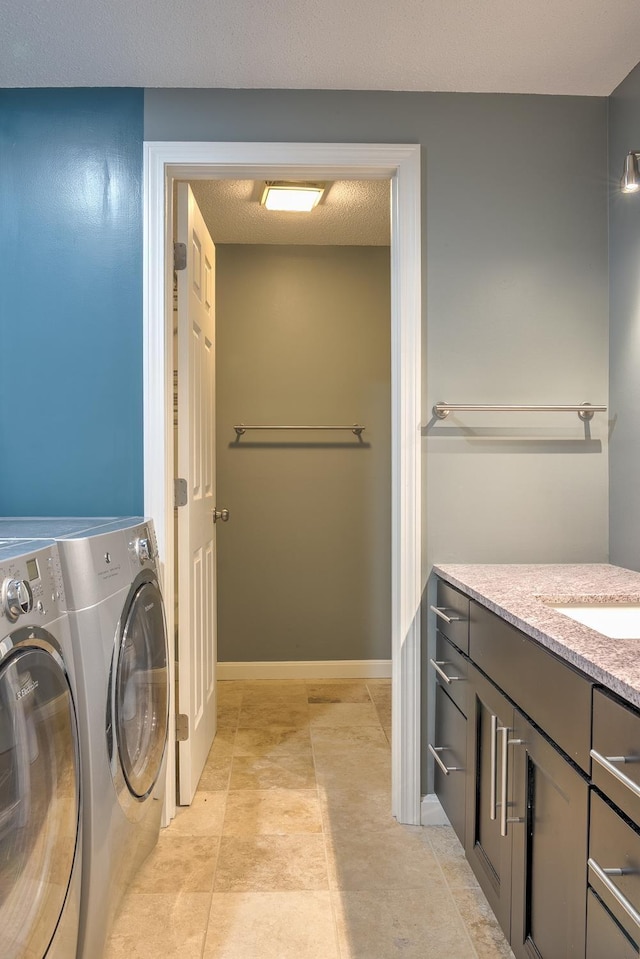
<box><xmin>176</xmin><ymin>713</ymin><xmax>189</xmax><ymax>741</ymax></box>
<box><xmin>173</xmin><ymin>242</ymin><xmax>187</xmax><ymax>272</ymax></box>
<box><xmin>174</xmin><ymin>478</ymin><xmax>188</xmax><ymax>508</ymax></box>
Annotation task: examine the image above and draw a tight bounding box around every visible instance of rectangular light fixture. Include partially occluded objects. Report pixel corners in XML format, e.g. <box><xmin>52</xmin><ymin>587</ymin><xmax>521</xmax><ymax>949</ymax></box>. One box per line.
<box><xmin>260</xmin><ymin>181</ymin><xmax>325</xmax><ymax>212</ymax></box>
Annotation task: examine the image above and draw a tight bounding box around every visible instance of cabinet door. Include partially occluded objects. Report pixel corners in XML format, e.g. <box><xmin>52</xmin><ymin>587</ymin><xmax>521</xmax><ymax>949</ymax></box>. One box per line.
<box><xmin>586</xmin><ymin>889</ymin><xmax>639</xmax><ymax>959</ymax></box>
<box><xmin>510</xmin><ymin>712</ymin><xmax>588</xmax><ymax>959</ymax></box>
<box><xmin>431</xmin><ymin>683</ymin><xmax>466</xmax><ymax>845</ymax></box>
<box><xmin>465</xmin><ymin>663</ymin><xmax>514</xmax><ymax>940</ymax></box>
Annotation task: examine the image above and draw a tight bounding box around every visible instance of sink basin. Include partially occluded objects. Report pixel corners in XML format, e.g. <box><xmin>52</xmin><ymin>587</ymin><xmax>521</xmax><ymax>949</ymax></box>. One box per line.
<box><xmin>549</xmin><ymin>604</ymin><xmax>640</xmax><ymax>639</ymax></box>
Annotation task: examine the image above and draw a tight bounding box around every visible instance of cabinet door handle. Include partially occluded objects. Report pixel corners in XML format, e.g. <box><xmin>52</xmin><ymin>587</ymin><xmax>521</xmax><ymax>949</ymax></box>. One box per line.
<box><xmin>429</xmin><ymin>605</ymin><xmax>464</xmax><ymax>624</ymax></box>
<box><xmin>429</xmin><ymin>659</ymin><xmax>463</xmax><ymax>685</ymax></box>
<box><xmin>591</xmin><ymin>749</ymin><xmax>640</xmax><ymax>800</ymax></box>
<box><xmin>428</xmin><ymin>743</ymin><xmax>463</xmax><ymax>776</ymax></box>
<box><xmin>490</xmin><ymin>714</ymin><xmax>498</xmax><ymax>821</ymax></box>
<box><xmin>500</xmin><ymin>725</ymin><xmax>510</xmax><ymax>837</ymax></box>
<box><xmin>499</xmin><ymin>732</ymin><xmax>525</xmax><ymax>837</ymax></box>
<box><xmin>588</xmin><ymin>857</ymin><xmax>640</xmax><ymax>931</ymax></box>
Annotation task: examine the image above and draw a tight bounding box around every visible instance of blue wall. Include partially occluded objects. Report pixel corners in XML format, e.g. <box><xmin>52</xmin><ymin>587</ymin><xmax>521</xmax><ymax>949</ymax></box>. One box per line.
<box><xmin>0</xmin><ymin>89</ymin><xmax>144</xmax><ymax>515</ymax></box>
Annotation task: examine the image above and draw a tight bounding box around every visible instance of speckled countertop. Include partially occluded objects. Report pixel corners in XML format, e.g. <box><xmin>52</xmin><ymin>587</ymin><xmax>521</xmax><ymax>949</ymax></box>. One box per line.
<box><xmin>433</xmin><ymin>564</ymin><xmax>640</xmax><ymax>709</ymax></box>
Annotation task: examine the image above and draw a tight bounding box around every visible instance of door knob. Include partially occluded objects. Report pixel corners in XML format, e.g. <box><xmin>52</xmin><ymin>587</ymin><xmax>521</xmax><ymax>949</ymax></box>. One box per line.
<box><xmin>212</xmin><ymin>508</ymin><xmax>230</xmax><ymax>524</ymax></box>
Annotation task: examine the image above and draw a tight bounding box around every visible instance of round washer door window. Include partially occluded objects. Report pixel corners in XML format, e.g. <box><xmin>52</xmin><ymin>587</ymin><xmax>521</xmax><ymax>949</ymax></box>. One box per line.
<box><xmin>0</xmin><ymin>647</ymin><xmax>79</xmax><ymax>959</ymax></box>
<box><xmin>115</xmin><ymin>581</ymin><xmax>169</xmax><ymax>799</ymax></box>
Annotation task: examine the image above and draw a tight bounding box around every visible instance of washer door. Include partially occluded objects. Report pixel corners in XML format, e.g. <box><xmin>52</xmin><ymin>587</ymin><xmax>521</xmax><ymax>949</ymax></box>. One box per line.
<box><xmin>115</xmin><ymin>580</ymin><xmax>169</xmax><ymax>799</ymax></box>
<box><xmin>0</xmin><ymin>645</ymin><xmax>79</xmax><ymax>959</ymax></box>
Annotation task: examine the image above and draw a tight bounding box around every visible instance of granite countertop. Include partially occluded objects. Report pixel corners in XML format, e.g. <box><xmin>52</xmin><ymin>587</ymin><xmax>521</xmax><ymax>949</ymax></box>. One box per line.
<box><xmin>433</xmin><ymin>563</ymin><xmax>640</xmax><ymax>709</ymax></box>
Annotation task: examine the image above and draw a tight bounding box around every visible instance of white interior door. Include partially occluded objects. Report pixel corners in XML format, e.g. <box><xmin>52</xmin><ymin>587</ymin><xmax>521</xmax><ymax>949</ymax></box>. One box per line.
<box><xmin>176</xmin><ymin>182</ymin><xmax>217</xmax><ymax>804</ymax></box>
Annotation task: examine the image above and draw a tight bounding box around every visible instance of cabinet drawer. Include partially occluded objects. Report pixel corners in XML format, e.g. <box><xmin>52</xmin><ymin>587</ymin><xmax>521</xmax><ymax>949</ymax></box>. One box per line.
<box><xmin>586</xmin><ymin>889</ymin><xmax>638</xmax><ymax>959</ymax></box>
<box><xmin>430</xmin><ymin>683</ymin><xmax>466</xmax><ymax>846</ymax></box>
<box><xmin>470</xmin><ymin>601</ymin><xmax>593</xmax><ymax>772</ymax></box>
<box><xmin>592</xmin><ymin>688</ymin><xmax>640</xmax><ymax>824</ymax></box>
<box><xmin>432</xmin><ymin>581</ymin><xmax>470</xmax><ymax>654</ymax></box>
<box><xmin>431</xmin><ymin>631</ymin><xmax>468</xmax><ymax>716</ymax></box>
<box><xmin>589</xmin><ymin>790</ymin><xmax>640</xmax><ymax>945</ymax></box>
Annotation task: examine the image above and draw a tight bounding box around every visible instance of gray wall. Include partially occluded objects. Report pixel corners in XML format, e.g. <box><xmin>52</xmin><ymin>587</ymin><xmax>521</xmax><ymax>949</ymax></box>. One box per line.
<box><xmin>146</xmin><ymin>89</ymin><xmax>610</xmax><ymax>582</ymax></box>
<box><xmin>609</xmin><ymin>63</ymin><xmax>640</xmax><ymax>571</ymax></box>
<box><xmin>215</xmin><ymin>245</ymin><xmax>391</xmax><ymax>663</ymax></box>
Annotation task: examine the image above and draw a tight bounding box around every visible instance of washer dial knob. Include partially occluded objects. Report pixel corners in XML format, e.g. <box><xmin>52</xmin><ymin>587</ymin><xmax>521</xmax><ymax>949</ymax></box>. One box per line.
<box><xmin>134</xmin><ymin>537</ymin><xmax>153</xmax><ymax>564</ymax></box>
<box><xmin>2</xmin><ymin>579</ymin><xmax>34</xmax><ymax>622</ymax></box>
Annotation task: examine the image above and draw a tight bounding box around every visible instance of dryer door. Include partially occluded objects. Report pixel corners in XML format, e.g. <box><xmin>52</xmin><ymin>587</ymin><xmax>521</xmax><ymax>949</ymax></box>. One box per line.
<box><xmin>115</xmin><ymin>580</ymin><xmax>169</xmax><ymax>799</ymax></box>
<box><xmin>0</xmin><ymin>644</ymin><xmax>79</xmax><ymax>959</ymax></box>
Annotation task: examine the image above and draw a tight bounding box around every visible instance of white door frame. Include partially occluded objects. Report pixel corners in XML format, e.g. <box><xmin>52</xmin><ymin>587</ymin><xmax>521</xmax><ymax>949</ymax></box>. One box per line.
<box><xmin>143</xmin><ymin>141</ymin><xmax>422</xmax><ymax>825</ymax></box>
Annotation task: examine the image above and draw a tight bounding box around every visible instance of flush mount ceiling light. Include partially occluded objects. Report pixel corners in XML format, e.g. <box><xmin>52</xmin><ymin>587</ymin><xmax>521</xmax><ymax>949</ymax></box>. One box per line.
<box><xmin>260</xmin><ymin>181</ymin><xmax>325</xmax><ymax>212</ymax></box>
<box><xmin>621</xmin><ymin>152</ymin><xmax>640</xmax><ymax>194</ymax></box>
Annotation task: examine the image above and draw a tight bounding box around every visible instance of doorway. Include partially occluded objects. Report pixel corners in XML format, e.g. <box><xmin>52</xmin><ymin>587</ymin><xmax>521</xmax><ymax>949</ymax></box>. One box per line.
<box><xmin>143</xmin><ymin>141</ymin><xmax>422</xmax><ymax>825</ymax></box>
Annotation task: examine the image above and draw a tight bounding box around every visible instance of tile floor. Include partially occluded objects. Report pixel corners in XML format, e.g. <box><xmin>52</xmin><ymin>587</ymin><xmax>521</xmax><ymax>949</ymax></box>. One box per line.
<box><xmin>105</xmin><ymin>679</ymin><xmax>514</xmax><ymax>959</ymax></box>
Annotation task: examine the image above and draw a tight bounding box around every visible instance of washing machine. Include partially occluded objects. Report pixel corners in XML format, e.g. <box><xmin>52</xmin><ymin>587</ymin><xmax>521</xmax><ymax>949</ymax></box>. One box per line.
<box><xmin>0</xmin><ymin>518</ymin><xmax>170</xmax><ymax>959</ymax></box>
<box><xmin>0</xmin><ymin>539</ymin><xmax>82</xmax><ymax>959</ymax></box>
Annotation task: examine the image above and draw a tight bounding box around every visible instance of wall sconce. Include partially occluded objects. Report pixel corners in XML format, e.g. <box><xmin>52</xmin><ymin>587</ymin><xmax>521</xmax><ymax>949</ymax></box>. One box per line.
<box><xmin>621</xmin><ymin>152</ymin><xmax>640</xmax><ymax>193</ymax></box>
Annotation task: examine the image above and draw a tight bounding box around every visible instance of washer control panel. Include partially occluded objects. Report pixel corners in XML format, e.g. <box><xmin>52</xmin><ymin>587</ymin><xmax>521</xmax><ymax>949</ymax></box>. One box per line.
<box><xmin>0</xmin><ymin>545</ymin><xmax>65</xmax><ymax>624</ymax></box>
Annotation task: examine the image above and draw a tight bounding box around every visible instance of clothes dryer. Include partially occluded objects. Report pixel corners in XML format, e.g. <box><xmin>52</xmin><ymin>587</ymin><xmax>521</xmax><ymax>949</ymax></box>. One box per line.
<box><xmin>54</xmin><ymin>518</ymin><xmax>169</xmax><ymax>959</ymax></box>
<box><xmin>0</xmin><ymin>540</ymin><xmax>82</xmax><ymax>959</ymax></box>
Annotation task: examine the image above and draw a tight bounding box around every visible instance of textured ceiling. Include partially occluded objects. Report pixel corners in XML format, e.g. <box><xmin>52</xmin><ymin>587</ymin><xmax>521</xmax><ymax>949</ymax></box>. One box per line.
<box><xmin>188</xmin><ymin>180</ymin><xmax>390</xmax><ymax>246</ymax></box>
<box><xmin>2</xmin><ymin>0</ymin><xmax>640</xmax><ymax>94</ymax></box>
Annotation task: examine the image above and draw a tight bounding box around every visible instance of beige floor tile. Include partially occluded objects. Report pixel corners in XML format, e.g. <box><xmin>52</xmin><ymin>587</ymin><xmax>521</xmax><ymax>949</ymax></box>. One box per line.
<box><xmin>217</xmin><ymin>684</ymin><xmax>244</xmax><ymax>705</ymax></box>
<box><xmin>319</xmin><ymin>785</ymin><xmax>393</xmax><ymax>832</ymax></box>
<box><xmin>308</xmin><ymin>703</ymin><xmax>382</xmax><ymax>727</ymax></box>
<box><xmin>198</xmin><ymin>732</ymin><xmax>236</xmax><ymax>791</ymax></box>
<box><xmin>383</xmin><ymin>725</ymin><xmax>392</xmax><ymax>744</ymax></box>
<box><xmin>218</xmin><ymin>702</ymin><xmax>241</xmax><ymax>728</ymax></box>
<box><xmin>238</xmin><ymin>702</ymin><xmax>310</xmax><ymax>727</ymax></box>
<box><xmin>313</xmin><ymin>751</ymin><xmax>391</xmax><ymax>791</ymax></box>
<box><xmin>130</xmin><ymin>834</ymin><xmax>219</xmax><ymax>893</ymax></box>
<box><xmin>203</xmin><ymin>891</ymin><xmax>340</xmax><ymax>959</ymax></box>
<box><xmin>326</xmin><ymin>822</ymin><xmax>442</xmax><ymax>890</ymax></box>
<box><xmin>104</xmin><ymin>892</ymin><xmax>210</xmax><ymax>959</ymax></box>
<box><xmin>310</xmin><ymin>724</ymin><xmax>389</xmax><ymax>748</ymax></box>
<box><xmin>306</xmin><ymin>682</ymin><xmax>372</xmax><ymax>703</ymax></box>
<box><xmin>454</xmin><ymin>886</ymin><xmax>515</xmax><ymax>958</ymax></box>
<box><xmin>169</xmin><ymin>791</ymin><xmax>226</xmax><ymax>837</ymax></box>
<box><xmin>214</xmin><ymin>835</ymin><xmax>329</xmax><ymax>891</ymax></box>
<box><xmin>230</xmin><ymin>753</ymin><xmax>317</xmax><ymax>790</ymax></box>
<box><xmin>332</xmin><ymin>888</ymin><xmax>477</xmax><ymax>959</ymax></box>
<box><xmin>375</xmin><ymin>703</ymin><xmax>392</xmax><ymax>727</ymax></box>
<box><xmin>223</xmin><ymin>788</ymin><xmax>322</xmax><ymax>835</ymax></box>
<box><xmin>240</xmin><ymin>682</ymin><xmax>309</xmax><ymax>705</ymax></box>
<box><xmin>367</xmin><ymin>684</ymin><xmax>391</xmax><ymax>704</ymax></box>
<box><xmin>233</xmin><ymin>725</ymin><xmax>311</xmax><ymax>757</ymax></box>
<box><xmin>426</xmin><ymin>825</ymin><xmax>479</xmax><ymax>889</ymax></box>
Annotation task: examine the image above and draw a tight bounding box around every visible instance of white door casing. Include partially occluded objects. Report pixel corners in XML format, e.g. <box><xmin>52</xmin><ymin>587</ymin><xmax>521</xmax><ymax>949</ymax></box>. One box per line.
<box><xmin>176</xmin><ymin>184</ymin><xmax>218</xmax><ymax>804</ymax></box>
<box><xmin>143</xmin><ymin>142</ymin><xmax>422</xmax><ymax>825</ymax></box>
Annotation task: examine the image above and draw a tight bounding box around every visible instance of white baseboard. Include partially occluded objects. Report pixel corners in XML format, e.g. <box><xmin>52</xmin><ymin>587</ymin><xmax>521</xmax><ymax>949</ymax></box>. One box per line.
<box><xmin>420</xmin><ymin>794</ymin><xmax>451</xmax><ymax>826</ymax></box>
<box><xmin>217</xmin><ymin>659</ymin><xmax>392</xmax><ymax>680</ymax></box>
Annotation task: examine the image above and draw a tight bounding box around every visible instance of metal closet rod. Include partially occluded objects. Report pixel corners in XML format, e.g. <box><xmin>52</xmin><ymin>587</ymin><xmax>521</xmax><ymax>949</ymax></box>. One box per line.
<box><xmin>433</xmin><ymin>402</ymin><xmax>607</xmax><ymax>422</ymax></box>
<box><xmin>234</xmin><ymin>423</ymin><xmax>365</xmax><ymax>436</ymax></box>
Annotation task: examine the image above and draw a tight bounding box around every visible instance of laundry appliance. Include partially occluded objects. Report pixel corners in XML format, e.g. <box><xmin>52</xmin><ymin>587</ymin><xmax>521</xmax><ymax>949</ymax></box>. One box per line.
<box><xmin>0</xmin><ymin>518</ymin><xmax>170</xmax><ymax>959</ymax></box>
<box><xmin>0</xmin><ymin>539</ymin><xmax>82</xmax><ymax>959</ymax></box>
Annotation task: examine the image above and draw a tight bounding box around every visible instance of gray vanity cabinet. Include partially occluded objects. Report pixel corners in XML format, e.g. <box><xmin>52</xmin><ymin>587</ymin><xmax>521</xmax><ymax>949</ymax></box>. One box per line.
<box><xmin>465</xmin><ymin>662</ymin><xmax>516</xmax><ymax>939</ymax></box>
<box><xmin>465</xmin><ymin>660</ymin><xmax>589</xmax><ymax>958</ymax></box>
<box><xmin>510</xmin><ymin>713</ymin><xmax>588</xmax><ymax>959</ymax></box>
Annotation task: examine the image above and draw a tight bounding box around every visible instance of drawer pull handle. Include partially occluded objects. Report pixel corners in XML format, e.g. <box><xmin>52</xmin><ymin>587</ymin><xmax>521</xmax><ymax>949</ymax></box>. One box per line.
<box><xmin>430</xmin><ymin>605</ymin><xmax>464</xmax><ymax>625</ymax></box>
<box><xmin>429</xmin><ymin>659</ymin><xmax>463</xmax><ymax>685</ymax></box>
<box><xmin>591</xmin><ymin>749</ymin><xmax>640</xmax><ymax>800</ymax></box>
<box><xmin>588</xmin><ymin>857</ymin><xmax>640</xmax><ymax>931</ymax></box>
<box><xmin>428</xmin><ymin>743</ymin><xmax>463</xmax><ymax>776</ymax></box>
